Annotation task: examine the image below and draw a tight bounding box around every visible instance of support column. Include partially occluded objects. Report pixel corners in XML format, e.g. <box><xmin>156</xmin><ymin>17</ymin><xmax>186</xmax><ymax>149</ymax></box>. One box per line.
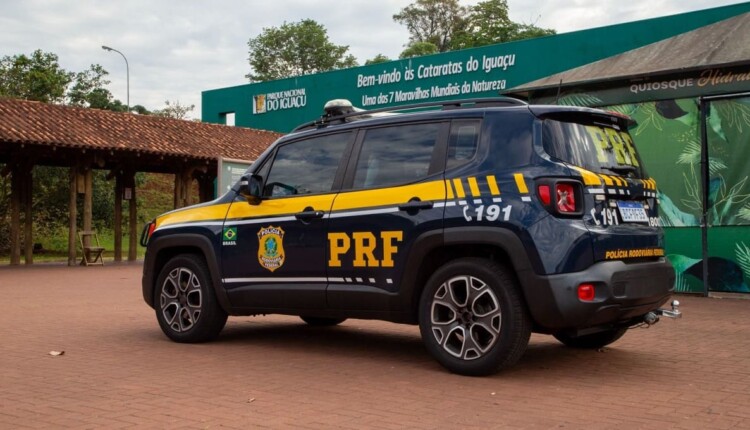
<box><xmin>9</xmin><ymin>165</ymin><xmax>21</xmax><ymax>265</ymax></box>
<box><xmin>80</xmin><ymin>167</ymin><xmax>93</xmax><ymax>265</ymax></box>
<box><xmin>114</xmin><ymin>173</ymin><xmax>123</xmax><ymax>262</ymax></box>
<box><xmin>127</xmin><ymin>171</ymin><xmax>137</xmax><ymax>261</ymax></box>
<box><xmin>174</xmin><ymin>167</ymin><xmax>196</xmax><ymax>209</ymax></box>
<box><xmin>67</xmin><ymin>166</ymin><xmax>78</xmax><ymax>266</ymax></box>
<box><xmin>197</xmin><ymin>172</ymin><xmax>215</xmax><ymax>203</ymax></box>
<box><xmin>23</xmin><ymin>166</ymin><xmax>33</xmax><ymax>264</ymax></box>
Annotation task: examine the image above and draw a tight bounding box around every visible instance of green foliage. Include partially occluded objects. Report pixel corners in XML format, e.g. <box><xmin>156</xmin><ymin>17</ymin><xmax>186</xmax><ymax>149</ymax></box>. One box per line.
<box><xmin>464</xmin><ymin>0</ymin><xmax>555</xmax><ymax>47</ymax></box>
<box><xmin>153</xmin><ymin>100</ymin><xmax>195</xmax><ymax>120</ymax></box>
<box><xmin>0</xmin><ymin>49</ymin><xmax>131</xmax><ymax>112</ymax></box>
<box><xmin>365</xmin><ymin>54</ymin><xmax>392</xmax><ymax>66</ymax></box>
<box><xmin>130</xmin><ymin>104</ymin><xmax>151</xmax><ymax>115</ymax></box>
<box><xmin>736</xmin><ymin>242</ymin><xmax>750</xmax><ymax>281</ymax></box>
<box><xmin>0</xmin><ymin>167</ymin><xmax>177</xmax><ymax>258</ymax></box>
<box><xmin>0</xmin><ymin>49</ymin><xmax>72</xmax><ymax>103</ymax></box>
<box><xmin>394</xmin><ymin>0</ymin><xmax>556</xmax><ymax>54</ymax></box>
<box><xmin>246</xmin><ymin>19</ymin><xmax>358</xmax><ymax>82</ymax></box>
<box><xmin>393</xmin><ymin>0</ymin><xmax>467</xmax><ymax>52</ymax></box>
<box><xmin>67</xmin><ymin>64</ymin><xmax>116</xmax><ymax>110</ymax></box>
<box><xmin>0</xmin><ymin>171</ymin><xmax>9</xmax><ymax>252</ymax></box>
<box><xmin>399</xmin><ymin>42</ymin><xmax>439</xmax><ymax>59</ymax></box>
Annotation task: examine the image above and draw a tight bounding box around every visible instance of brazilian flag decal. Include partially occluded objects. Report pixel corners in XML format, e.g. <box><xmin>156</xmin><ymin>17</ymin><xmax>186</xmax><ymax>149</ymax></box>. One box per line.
<box><xmin>222</xmin><ymin>227</ymin><xmax>237</xmax><ymax>242</ymax></box>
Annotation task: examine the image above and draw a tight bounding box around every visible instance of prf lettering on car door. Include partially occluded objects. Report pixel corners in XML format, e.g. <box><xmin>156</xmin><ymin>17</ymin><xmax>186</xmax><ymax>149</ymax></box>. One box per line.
<box><xmin>328</xmin><ymin>231</ymin><xmax>403</xmax><ymax>267</ymax></box>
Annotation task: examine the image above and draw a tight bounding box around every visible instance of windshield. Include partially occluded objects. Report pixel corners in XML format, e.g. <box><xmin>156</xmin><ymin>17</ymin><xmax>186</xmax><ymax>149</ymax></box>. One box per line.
<box><xmin>542</xmin><ymin>119</ymin><xmax>645</xmax><ymax>178</ymax></box>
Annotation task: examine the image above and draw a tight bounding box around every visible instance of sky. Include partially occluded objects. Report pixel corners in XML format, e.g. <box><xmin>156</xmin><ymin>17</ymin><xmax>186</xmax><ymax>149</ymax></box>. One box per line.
<box><xmin>0</xmin><ymin>0</ymin><xmax>744</xmax><ymax>119</ymax></box>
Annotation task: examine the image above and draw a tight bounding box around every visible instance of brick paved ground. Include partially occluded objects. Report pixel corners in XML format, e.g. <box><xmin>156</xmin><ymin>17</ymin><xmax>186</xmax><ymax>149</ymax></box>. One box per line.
<box><xmin>0</xmin><ymin>263</ymin><xmax>748</xmax><ymax>429</ymax></box>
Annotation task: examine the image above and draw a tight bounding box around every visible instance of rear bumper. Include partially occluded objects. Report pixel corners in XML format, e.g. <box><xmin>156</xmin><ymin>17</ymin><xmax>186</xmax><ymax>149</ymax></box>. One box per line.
<box><xmin>519</xmin><ymin>258</ymin><xmax>675</xmax><ymax>331</ymax></box>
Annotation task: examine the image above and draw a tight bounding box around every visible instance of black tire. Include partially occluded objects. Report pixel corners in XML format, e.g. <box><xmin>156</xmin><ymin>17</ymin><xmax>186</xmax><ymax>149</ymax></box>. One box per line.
<box><xmin>553</xmin><ymin>328</ymin><xmax>627</xmax><ymax>349</ymax></box>
<box><xmin>154</xmin><ymin>254</ymin><xmax>228</xmax><ymax>343</ymax></box>
<box><xmin>419</xmin><ymin>258</ymin><xmax>531</xmax><ymax>376</ymax></box>
<box><xmin>300</xmin><ymin>316</ymin><xmax>347</xmax><ymax>326</ymax></box>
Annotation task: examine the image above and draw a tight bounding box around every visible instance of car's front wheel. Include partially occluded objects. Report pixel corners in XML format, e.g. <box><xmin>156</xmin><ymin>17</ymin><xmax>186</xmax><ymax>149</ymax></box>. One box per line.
<box><xmin>419</xmin><ymin>258</ymin><xmax>531</xmax><ymax>376</ymax></box>
<box><xmin>154</xmin><ymin>254</ymin><xmax>227</xmax><ymax>343</ymax></box>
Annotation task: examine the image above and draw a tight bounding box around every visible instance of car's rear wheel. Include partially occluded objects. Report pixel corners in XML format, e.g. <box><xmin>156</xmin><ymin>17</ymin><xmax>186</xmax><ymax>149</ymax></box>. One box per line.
<box><xmin>155</xmin><ymin>254</ymin><xmax>227</xmax><ymax>343</ymax></box>
<box><xmin>300</xmin><ymin>316</ymin><xmax>347</xmax><ymax>326</ymax></box>
<box><xmin>553</xmin><ymin>327</ymin><xmax>627</xmax><ymax>349</ymax></box>
<box><xmin>419</xmin><ymin>258</ymin><xmax>531</xmax><ymax>376</ymax></box>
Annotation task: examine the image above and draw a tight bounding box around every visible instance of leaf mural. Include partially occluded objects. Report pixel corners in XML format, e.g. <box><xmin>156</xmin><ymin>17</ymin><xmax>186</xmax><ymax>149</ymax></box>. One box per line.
<box><xmin>709</xmin><ymin>175</ymin><xmax>750</xmax><ymax>225</ymax></box>
<box><xmin>737</xmin><ymin>242</ymin><xmax>750</xmax><ymax>282</ymax></box>
<box><xmin>740</xmin><ymin>204</ymin><xmax>750</xmax><ymax>222</ymax></box>
<box><xmin>684</xmin><ymin>257</ymin><xmax>750</xmax><ymax>293</ymax></box>
<box><xmin>606</xmin><ymin>103</ymin><xmax>639</xmax><ymax>118</ymax></box>
<box><xmin>713</xmin><ymin>100</ymin><xmax>750</xmax><ymax>134</ymax></box>
<box><xmin>658</xmin><ymin>191</ymin><xmax>698</xmax><ymax>227</ymax></box>
<box><xmin>673</xmin><ymin>270</ymin><xmax>691</xmax><ymax>293</ymax></box>
<box><xmin>655</xmin><ymin>99</ymin><xmax>697</xmax><ymax>128</ymax></box>
<box><xmin>676</xmin><ymin>138</ymin><xmax>727</xmax><ymax>175</ymax></box>
<box><xmin>633</xmin><ymin>102</ymin><xmax>665</xmax><ymax>136</ymax></box>
<box><xmin>668</xmin><ymin>254</ymin><xmax>702</xmax><ymax>274</ymax></box>
<box><xmin>680</xmin><ymin>164</ymin><xmax>702</xmax><ymax>211</ymax></box>
<box><xmin>707</xmin><ymin>109</ymin><xmax>727</xmax><ymax>143</ymax></box>
<box><xmin>557</xmin><ymin>92</ymin><xmax>602</xmax><ymax>107</ymax></box>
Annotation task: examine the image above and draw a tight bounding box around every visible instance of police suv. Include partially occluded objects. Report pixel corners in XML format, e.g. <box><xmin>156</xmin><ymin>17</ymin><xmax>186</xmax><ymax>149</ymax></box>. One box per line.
<box><xmin>141</xmin><ymin>98</ymin><xmax>679</xmax><ymax>376</ymax></box>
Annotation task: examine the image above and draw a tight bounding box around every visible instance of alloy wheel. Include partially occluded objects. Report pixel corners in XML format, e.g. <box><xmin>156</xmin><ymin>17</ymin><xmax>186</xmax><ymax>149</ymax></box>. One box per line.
<box><xmin>430</xmin><ymin>275</ymin><xmax>502</xmax><ymax>360</ymax></box>
<box><xmin>159</xmin><ymin>267</ymin><xmax>203</xmax><ymax>333</ymax></box>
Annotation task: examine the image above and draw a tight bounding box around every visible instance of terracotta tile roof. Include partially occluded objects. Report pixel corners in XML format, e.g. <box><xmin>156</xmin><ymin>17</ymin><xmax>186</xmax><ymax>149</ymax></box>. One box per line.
<box><xmin>0</xmin><ymin>98</ymin><xmax>282</xmax><ymax>161</ymax></box>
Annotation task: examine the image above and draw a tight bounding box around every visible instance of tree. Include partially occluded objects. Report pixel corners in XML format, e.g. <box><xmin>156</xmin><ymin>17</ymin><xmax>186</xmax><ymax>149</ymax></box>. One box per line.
<box><xmin>67</xmin><ymin>64</ymin><xmax>126</xmax><ymax>111</ymax></box>
<box><xmin>399</xmin><ymin>42</ymin><xmax>439</xmax><ymax>59</ymax></box>
<box><xmin>365</xmin><ymin>54</ymin><xmax>392</xmax><ymax>66</ymax></box>
<box><xmin>452</xmin><ymin>0</ymin><xmax>555</xmax><ymax>49</ymax></box>
<box><xmin>246</xmin><ymin>19</ymin><xmax>358</xmax><ymax>82</ymax></box>
<box><xmin>0</xmin><ymin>49</ymin><xmax>131</xmax><ymax>112</ymax></box>
<box><xmin>153</xmin><ymin>100</ymin><xmax>195</xmax><ymax>120</ymax></box>
<box><xmin>130</xmin><ymin>105</ymin><xmax>151</xmax><ymax>115</ymax></box>
<box><xmin>393</xmin><ymin>0</ymin><xmax>467</xmax><ymax>52</ymax></box>
<box><xmin>0</xmin><ymin>50</ymin><xmax>72</xmax><ymax>103</ymax></box>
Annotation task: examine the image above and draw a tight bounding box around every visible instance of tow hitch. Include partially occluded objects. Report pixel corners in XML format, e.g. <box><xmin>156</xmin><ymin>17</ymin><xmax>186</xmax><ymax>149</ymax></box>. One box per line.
<box><xmin>641</xmin><ymin>300</ymin><xmax>682</xmax><ymax>326</ymax></box>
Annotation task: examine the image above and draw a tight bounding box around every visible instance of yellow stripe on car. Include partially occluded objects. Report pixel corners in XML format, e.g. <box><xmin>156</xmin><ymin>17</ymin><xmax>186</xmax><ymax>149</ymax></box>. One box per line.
<box><xmin>156</xmin><ymin>203</ymin><xmax>232</xmax><ymax>229</ymax></box>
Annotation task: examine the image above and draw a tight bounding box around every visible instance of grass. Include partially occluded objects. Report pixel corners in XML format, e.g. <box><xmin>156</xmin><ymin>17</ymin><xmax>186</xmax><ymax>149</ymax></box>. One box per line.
<box><xmin>0</xmin><ymin>227</ymin><xmax>146</xmax><ymax>264</ymax></box>
<box><xmin>0</xmin><ymin>172</ymin><xmax>194</xmax><ymax>264</ymax></box>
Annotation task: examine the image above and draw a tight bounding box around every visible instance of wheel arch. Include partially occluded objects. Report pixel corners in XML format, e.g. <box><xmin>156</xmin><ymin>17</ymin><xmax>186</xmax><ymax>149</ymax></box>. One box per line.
<box><xmin>399</xmin><ymin>227</ymin><xmax>543</xmax><ymax>324</ymax></box>
<box><xmin>142</xmin><ymin>233</ymin><xmax>231</xmax><ymax>312</ymax></box>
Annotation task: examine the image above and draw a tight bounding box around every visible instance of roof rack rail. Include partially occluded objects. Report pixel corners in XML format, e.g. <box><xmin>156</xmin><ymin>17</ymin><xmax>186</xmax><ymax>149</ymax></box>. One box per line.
<box><xmin>292</xmin><ymin>96</ymin><xmax>528</xmax><ymax>132</ymax></box>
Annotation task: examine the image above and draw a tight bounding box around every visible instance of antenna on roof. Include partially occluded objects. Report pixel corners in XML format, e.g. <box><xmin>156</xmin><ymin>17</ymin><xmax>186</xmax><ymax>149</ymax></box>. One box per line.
<box><xmin>555</xmin><ymin>79</ymin><xmax>563</xmax><ymax>105</ymax></box>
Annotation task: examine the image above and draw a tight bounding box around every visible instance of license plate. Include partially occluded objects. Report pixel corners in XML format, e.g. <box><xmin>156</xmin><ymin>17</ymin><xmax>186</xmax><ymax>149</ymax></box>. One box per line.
<box><xmin>617</xmin><ymin>201</ymin><xmax>649</xmax><ymax>223</ymax></box>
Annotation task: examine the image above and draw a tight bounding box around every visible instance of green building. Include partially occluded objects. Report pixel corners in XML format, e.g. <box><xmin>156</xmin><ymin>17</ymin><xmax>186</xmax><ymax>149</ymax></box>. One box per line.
<box><xmin>202</xmin><ymin>3</ymin><xmax>750</xmax><ymax>295</ymax></box>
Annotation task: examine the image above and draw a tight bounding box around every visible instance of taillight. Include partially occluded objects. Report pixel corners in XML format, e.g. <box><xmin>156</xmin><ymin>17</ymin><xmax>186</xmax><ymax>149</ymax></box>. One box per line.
<box><xmin>536</xmin><ymin>179</ymin><xmax>583</xmax><ymax>216</ymax></box>
<box><xmin>577</xmin><ymin>283</ymin><xmax>596</xmax><ymax>301</ymax></box>
<box><xmin>556</xmin><ymin>183</ymin><xmax>577</xmax><ymax>213</ymax></box>
<box><xmin>537</xmin><ymin>185</ymin><xmax>551</xmax><ymax>206</ymax></box>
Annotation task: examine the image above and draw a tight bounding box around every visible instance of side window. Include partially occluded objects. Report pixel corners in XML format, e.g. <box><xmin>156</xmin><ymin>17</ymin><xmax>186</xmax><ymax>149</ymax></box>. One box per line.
<box><xmin>263</xmin><ymin>133</ymin><xmax>350</xmax><ymax>197</ymax></box>
<box><xmin>352</xmin><ymin>123</ymin><xmax>441</xmax><ymax>189</ymax></box>
<box><xmin>446</xmin><ymin>120</ymin><xmax>480</xmax><ymax>169</ymax></box>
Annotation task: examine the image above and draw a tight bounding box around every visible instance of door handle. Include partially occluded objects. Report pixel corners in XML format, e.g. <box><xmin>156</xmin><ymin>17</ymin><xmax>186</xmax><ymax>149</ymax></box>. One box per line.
<box><xmin>398</xmin><ymin>198</ymin><xmax>434</xmax><ymax>212</ymax></box>
<box><xmin>295</xmin><ymin>207</ymin><xmax>325</xmax><ymax>221</ymax></box>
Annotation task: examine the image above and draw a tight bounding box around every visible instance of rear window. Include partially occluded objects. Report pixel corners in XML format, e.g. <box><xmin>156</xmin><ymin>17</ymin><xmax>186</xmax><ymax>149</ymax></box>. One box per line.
<box><xmin>542</xmin><ymin>119</ymin><xmax>645</xmax><ymax>178</ymax></box>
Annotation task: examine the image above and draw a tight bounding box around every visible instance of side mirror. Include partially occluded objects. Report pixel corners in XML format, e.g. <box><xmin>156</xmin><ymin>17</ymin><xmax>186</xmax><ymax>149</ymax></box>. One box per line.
<box><xmin>238</xmin><ymin>174</ymin><xmax>262</xmax><ymax>205</ymax></box>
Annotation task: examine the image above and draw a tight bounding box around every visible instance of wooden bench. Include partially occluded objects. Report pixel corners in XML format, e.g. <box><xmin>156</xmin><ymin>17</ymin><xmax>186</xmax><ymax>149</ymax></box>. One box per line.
<box><xmin>79</xmin><ymin>230</ymin><xmax>105</xmax><ymax>266</ymax></box>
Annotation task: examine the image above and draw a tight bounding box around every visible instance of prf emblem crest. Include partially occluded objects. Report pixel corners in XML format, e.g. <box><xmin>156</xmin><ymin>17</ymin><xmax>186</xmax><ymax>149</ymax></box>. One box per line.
<box><xmin>257</xmin><ymin>226</ymin><xmax>285</xmax><ymax>272</ymax></box>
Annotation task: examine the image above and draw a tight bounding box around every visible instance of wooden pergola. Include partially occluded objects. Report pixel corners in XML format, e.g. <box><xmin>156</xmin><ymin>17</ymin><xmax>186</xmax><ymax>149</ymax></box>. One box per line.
<box><xmin>0</xmin><ymin>98</ymin><xmax>282</xmax><ymax>265</ymax></box>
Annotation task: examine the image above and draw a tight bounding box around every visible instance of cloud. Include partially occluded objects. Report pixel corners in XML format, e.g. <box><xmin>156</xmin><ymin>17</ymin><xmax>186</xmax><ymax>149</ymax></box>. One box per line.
<box><xmin>0</xmin><ymin>0</ymin><xmax>741</xmax><ymax>119</ymax></box>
